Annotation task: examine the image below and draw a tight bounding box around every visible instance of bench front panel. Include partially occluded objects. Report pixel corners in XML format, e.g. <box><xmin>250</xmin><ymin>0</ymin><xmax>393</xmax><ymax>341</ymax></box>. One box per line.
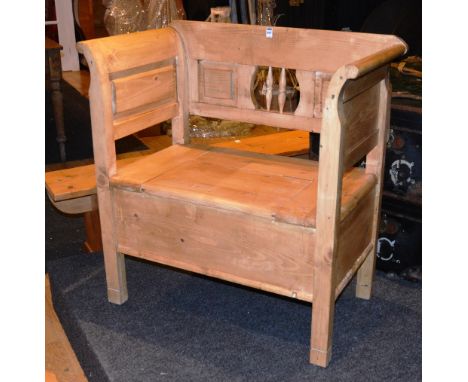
<box><xmin>113</xmin><ymin>189</ymin><xmax>316</xmax><ymax>302</ymax></box>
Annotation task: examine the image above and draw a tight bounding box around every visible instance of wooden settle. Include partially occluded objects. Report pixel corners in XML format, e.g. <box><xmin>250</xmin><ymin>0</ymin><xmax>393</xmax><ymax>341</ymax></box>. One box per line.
<box><xmin>75</xmin><ymin>21</ymin><xmax>406</xmax><ymax>366</ymax></box>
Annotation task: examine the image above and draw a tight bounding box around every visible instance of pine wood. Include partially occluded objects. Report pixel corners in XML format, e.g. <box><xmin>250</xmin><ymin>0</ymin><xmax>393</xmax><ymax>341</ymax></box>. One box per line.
<box><xmin>111</xmin><ymin>145</ymin><xmax>376</xmax><ymax>227</ymax></box>
<box><xmin>172</xmin><ymin>35</ymin><xmax>190</xmax><ymax>145</ymax></box>
<box><xmin>170</xmin><ymin>21</ymin><xmax>403</xmax><ymax>72</ymax></box>
<box><xmin>190</xmin><ymin>101</ymin><xmax>322</xmax><ymax>132</ymax></box>
<box><xmin>45</xmin><ymin>275</ymin><xmax>87</xmax><ymax>382</ymax></box>
<box><xmin>212</xmin><ymin>130</ymin><xmax>308</xmax><ymax>156</ymax></box>
<box><xmin>111</xmin><ymin>64</ymin><xmax>176</xmax><ymax>115</ymax></box>
<box><xmin>115</xmin><ymin>189</ymin><xmax>316</xmax><ymax>301</ymax></box>
<box><xmin>309</xmin><ymin>67</ymin><xmax>348</xmax><ymax>367</ymax></box>
<box><xmin>294</xmin><ymin>70</ymin><xmax>316</xmax><ymax>118</ymax></box>
<box><xmin>45</xmin><ymin>132</ymin><xmax>310</xmax><ymax>252</ymax></box>
<box><xmin>199</xmin><ymin>61</ymin><xmax>238</xmax><ymax>105</ymax></box>
<box><xmin>356</xmin><ymin>76</ymin><xmax>392</xmax><ymax>299</ymax></box>
<box><xmin>113</xmin><ymin>101</ymin><xmax>178</xmax><ymax>140</ymax></box>
<box><xmin>83</xmin><ymin>209</ymin><xmax>103</xmax><ymax>252</ymax></box>
<box><xmin>45</xmin><ymin>153</ymin><xmax>150</xmax><ymax>202</ymax></box>
<box><xmin>266</xmin><ymin>66</ymin><xmax>273</xmax><ymax>110</ymax></box>
<box><xmin>76</xmin><ymin>21</ymin><xmax>406</xmax><ymax>367</ymax></box>
<box><xmin>63</xmin><ymin>70</ymin><xmax>90</xmax><ymax>98</ymax></box>
<box><xmin>278</xmin><ymin>67</ymin><xmax>287</xmax><ymax>113</ymax></box>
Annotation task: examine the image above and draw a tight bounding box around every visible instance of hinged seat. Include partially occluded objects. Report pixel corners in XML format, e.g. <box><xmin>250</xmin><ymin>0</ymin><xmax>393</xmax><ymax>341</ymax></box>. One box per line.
<box><xmin>110</xmin><ymin>144</ymin><xmax>376</xmax><ymax>228</ymax></box>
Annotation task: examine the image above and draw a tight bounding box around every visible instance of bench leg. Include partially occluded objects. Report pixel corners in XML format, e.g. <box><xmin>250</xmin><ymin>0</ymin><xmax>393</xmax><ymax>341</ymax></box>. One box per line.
<box><xmin>356</xmin><ymin>251</ymin><xmax>376</xmax><ymax>300</ymax></box>
<box><xmin>103</xmin><ymin>250</ymin><xmax>128</xmax><ymax>305</ymax></box>
<box><xmin>96</xmin><ymin>187</ymin><xmax>128</xmax><ymax>304</ymax></box>
<box><xmin>310</xmin><ymin>297</ymin><xmax>334</xmax><ymax>367</ymax></box>
<box><xmin>310</xmin><ymin>268</ymin><xmax>335</xmax><ymax>367</ymax></box>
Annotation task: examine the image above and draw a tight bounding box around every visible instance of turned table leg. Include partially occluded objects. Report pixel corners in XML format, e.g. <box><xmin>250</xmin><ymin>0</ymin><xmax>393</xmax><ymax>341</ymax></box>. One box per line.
<box><xmin>46</xmin><ymin>38</ymin><xmax>67</xmax><ymax>162</ymax></box>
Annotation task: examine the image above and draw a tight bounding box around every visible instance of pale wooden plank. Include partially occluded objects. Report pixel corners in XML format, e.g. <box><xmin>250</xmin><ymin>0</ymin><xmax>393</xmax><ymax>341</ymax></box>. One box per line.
<box><xmin>187</xmin><ymin>57</ymin><xmax>199</xmax><ymax>104</ymax></box>
<box><xmin>141</xmin><ymin>153</ymin><xmax>316</xmax><ymax>226</ymax></box>
<box><xmin>48</xmin><ymin>194</ymin><xmax>97</xmax><ymax>215</ymax></box>
<box><xmin>190</xmin><ymin>102</ymin><xmax>322</xmax><ymax>133</ymax></box>
<box><xmin>345</xmin><ymin>44</ymin><xmax>407</xmax><ymax>78</ymax></box>
<box><xmin>77</xmin><ymin>28</ymin><xmax>178</xmax><ymax>74</ymax></box>
<box><xmin>171</xmin><ymin>20</ymin><xmax>404</xmax><ymax>73</ymax></box>
<box><xmin>62</xmin><ymin>70</ymin><xmax>90</xmax><ymax>98</ymax></box>
<box><xmin>335</xmin><ymin>189</ymin><xmax>375</xmax><ymax>287</ymax></box>
<box><xmin>45</xmin><ymin>153</ymin><xmax>150</xmax><ymax>202</ymax></box>
<box><xmin>212</xmin><ymin>130</ymin><xmax>309</xmax><ymax>156</ymax></box>
<box><xmin>136</xmin><ymin>134</ymin><xmax>172</xmax><ymax>152</ymax></box>
<box><xmin>356</xmin><ymin>76</ymin><xmax>392</xmax><ymax>299</ymax></box>
<box><xmin>114</xmin><ymin>189</ymin><xmax>316</xmax><ymax>302</ymax></box>
<box><xmin>115</xmin><ymin>145</ymin><xmax>377</xmax><ymax>228</ymax></box>
<box><xmin>78</xmin><ymin>32</ymin><xmax>127</xmax><ymax>304</ymax></box>
<box><xmin>46</xmin><ymin>162</ymin><xmax>101</xmax><ymax>202</ymax></box>
<box><xmin>342</xmin><ymin>81</ymin><xmax>381</xmax><ymax>170</ymax></box>
<box><xmin>198</xmin><ymin>61</ymin><xmax>237</xmax><ymax>105</ymax></box>
<box><xmin>313</xmin><ymin>74</ymin><xmax>323</xmax><ymax>118</ymax></box>
<box><xmin>112</xmin><ymin>65</ymin><xmax>176</xmax><ymax>115</ymax></box>
<box><xmin>45</xmin><ymin>131</ymin><xmax>309</xmax><ymax>204</ymax></box>
<box><xmin>342</xmin><ymin>65</ymin><xmax>387</xmax><ymax>102</ymax></box>
<box><xmin>310</xmin><ymin>67</ymin><xmax>349</xmax><ymax>367</ymax></box>
<box><xmin>110</xmin><ymin>145</ymin><xmax>209</xmax><ymax>189</ymax></box>
<box><xmin>171</xmin><ymin>34</ymin><xmax>190</xmax><ymax>145</ymax></box>
<box><xmin>45</xmin><ymin>275</ymin><xmax>88</xmax><ymax>382</ymax></box>
<box><xmin>344</xmin><ymin>130</ymin><xmax>379</xmax><ymax>170</ymax></box>
<box><xmin>113</xmin><ymin>101</ymin><xmax>178</xmax><ymax>140</ymax></box>
<box><xmin>335</xmin><ymin>242</ymin><xmax>373</xmax><ymax>298</ymax></box>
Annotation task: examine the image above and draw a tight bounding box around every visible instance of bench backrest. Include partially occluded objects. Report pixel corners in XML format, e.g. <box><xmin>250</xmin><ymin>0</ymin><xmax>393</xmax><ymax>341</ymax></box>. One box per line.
<box><xmin>171</xmin><ymin>21</ymin><xmax>402</xmax><ymax>137</ymax></box>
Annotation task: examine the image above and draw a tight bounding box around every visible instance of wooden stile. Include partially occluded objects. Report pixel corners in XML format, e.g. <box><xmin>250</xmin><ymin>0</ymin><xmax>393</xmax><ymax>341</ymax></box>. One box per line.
<box><xmin>77</xmin><ymin>21</ymin><xmax>407</xmax><ymax>367</ymax></box>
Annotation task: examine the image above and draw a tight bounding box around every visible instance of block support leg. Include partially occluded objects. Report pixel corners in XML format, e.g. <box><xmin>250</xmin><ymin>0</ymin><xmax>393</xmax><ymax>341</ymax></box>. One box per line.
<box><xmin>356</xmin><ymin>251</ymin><xmax>376</xmax><ymax>300</ymax></box>
<box><xmin>310</xmin><ymin>259</ymin><xmax>335</xmax><ymax>367</ymax></box>
<box><xmin>310</xmin><ymin>294</ymin><xmax>335</xmax><ymax>367</ymax></box>
<box><xmin>103</xmin><ymin>250</ymin><xmax>128</xmax><ymax>305</ymax></box>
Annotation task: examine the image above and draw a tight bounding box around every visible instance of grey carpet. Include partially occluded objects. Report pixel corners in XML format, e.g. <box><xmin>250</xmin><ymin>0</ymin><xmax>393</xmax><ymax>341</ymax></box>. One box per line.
<box><xmin>46</xmin><ymin>197</ymin><xmax>421</xmax><ymax>382</ymax></box>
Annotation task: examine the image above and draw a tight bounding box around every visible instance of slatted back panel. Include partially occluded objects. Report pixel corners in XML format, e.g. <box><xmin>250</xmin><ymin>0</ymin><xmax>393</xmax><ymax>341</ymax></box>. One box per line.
<box><xmin>171</xmin><ymin>21</ymin><xmax>399</xmax><ymax>134</ymax></box>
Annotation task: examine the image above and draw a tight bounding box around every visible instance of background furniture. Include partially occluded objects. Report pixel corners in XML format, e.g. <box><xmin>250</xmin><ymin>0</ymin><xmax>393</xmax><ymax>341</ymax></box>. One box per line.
<box><xmin>46</xmin><ymin>37</ymin><xmax>67</xmax><ymax>162</ymax></box>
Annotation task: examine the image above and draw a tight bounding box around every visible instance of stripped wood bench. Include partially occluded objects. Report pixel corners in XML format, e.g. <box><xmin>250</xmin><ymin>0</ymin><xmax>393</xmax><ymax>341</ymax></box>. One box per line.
<box><xmin>76</xmin><ymin>20</ymin><xmax>406</xmax><ymax>366</ymax></box>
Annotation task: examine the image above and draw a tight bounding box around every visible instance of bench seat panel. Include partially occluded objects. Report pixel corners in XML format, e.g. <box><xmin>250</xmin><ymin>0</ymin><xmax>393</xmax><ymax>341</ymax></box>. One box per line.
<box><xmin>110</xmin><ymin>145</ymin><xmax>376</xmax><ymax>227</ymax></box>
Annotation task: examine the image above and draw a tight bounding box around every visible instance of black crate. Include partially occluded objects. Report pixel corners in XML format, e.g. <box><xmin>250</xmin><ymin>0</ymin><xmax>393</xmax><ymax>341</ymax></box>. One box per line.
<box><xmin>376</xmin><ymin>204</ymin><xmax>421</xmax><ymax>273</ymax></box>
<box><xmin>383</xmin><ymin>105</ymin><xmax>421</xmax><ymax>203</ymax></box>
